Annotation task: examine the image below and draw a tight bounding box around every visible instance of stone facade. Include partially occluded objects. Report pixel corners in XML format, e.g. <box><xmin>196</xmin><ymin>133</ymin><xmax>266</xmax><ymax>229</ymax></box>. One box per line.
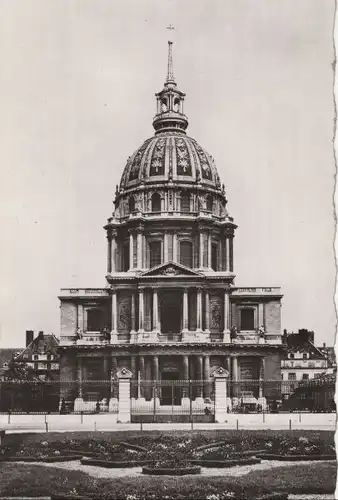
<box><xmin>58</xmin><ymin>42</ymin><xmax>285</xmax><ymax>412</ymax></box>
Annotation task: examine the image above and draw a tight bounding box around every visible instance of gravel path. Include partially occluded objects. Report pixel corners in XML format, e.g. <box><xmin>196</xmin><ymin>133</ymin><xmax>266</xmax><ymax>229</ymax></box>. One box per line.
<box><xmin>288</xmin><ymin>496</ymin><xmax>334</xmax><ymax>500</ymax></box>
<box><xmin>15</xmin><ymin>459</ymin><xmax>336</xmax><ymax>479</ymax></box>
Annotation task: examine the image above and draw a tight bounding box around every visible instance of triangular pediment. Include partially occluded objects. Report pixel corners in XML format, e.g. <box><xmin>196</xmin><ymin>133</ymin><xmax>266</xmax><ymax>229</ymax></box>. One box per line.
<box><xmin>140</xmin><ymin>261</ymin><xmax>202</xmax><ymax>277</ymax></box>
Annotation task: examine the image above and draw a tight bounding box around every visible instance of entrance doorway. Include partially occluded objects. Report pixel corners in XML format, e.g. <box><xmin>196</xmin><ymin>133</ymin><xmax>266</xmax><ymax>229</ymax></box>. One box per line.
<box><xmin>160</xmin><ymin>370</ymin><xmax>182</xmax><ymax>405</ymax></box>
<box><xmin>160</xmin><ymin>291</ymin><xmax>182</xmax><ymax>334</ymax></box>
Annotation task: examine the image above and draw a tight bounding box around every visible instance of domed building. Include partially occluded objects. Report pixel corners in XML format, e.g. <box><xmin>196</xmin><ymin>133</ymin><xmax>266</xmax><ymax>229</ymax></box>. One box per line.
<box><xmin>58</xmin><ymin>43</ymin><xmax>284</xmax><ymax>417</ymax></box>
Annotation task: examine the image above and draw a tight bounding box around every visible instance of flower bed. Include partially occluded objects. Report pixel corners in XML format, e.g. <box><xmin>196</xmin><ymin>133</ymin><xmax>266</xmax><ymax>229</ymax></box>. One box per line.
<box><xmin>142</xmin><ymin>464</ymin><xmax>201</xmax><ymax>476</ymax></box>
<box><xmin>0</xmin><ymin>437</ymin><xmax>147</xmax><ymax>462</ymax></box>
<box><xmin>0</xmin><ymin>454</ymin><xmax>84</xmax><ymax>462</ymax></box>
<box><xmin>262</xmin><ymin>435</ymin><xmax>335</xmax><ymax>458</ymax></box>
<box><xmin>257</xmin><ymin>453</ymin><xmax>336</xmax><ymax>461</ymax></box>
<box><xmin>191</xmin><ymin>457</ymin><xmax>261</xmax><ymax>468</ymax></box>
<box><xmin>81</xmin><ymin>457</ymin><xmax>152</xmax><ymax>468</ymax></box>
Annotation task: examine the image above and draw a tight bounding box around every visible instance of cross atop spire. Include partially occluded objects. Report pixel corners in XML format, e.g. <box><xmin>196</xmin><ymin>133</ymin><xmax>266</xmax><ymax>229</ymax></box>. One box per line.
<box><xmin>165</xmin><ymin>41</ymin><xmax>176</xmax><ymax>86</ymax></box>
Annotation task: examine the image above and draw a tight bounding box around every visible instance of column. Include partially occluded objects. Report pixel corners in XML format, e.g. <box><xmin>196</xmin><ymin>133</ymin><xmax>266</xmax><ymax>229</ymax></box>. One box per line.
<box><xmin>152</xmin><ymin>289</ymin><xmax>160</xmax><ymax>333</ymax></box>
<box><xmin>207</xmin><ymin>232</ymin><xmax>212</xmax><ymax>268</ymax></box>
<box><xmin>232</xmin><ymin>356</ymin><xmax>239</xmax><ymax>398</ymax></box>
<box><xmin>77</xmin><ymin>357</ymin><xmax>83</xmax><ymax>399</ymax></box>
<box><xmin>259</xmin><ymin>357</ymin><xmax>265</xmax><ymax>399</ymax></box>
<box><xmin>110</xmin><ymin>356</ymin><xmax>118</xmax><ymax>400</ymax></box>
<box><xmin>229</xmin><ymin>236</ymin><xmax>234</xmax><ymax>272</ymax></box>
<box><xmin>130</xmin><ymin>292</ymin><xmax>136</xmax><ymax>334</ymax></box>
<box><xmin>196</xmin><ymin>288</ymin><xmax>202</xmax><ymax>332</ymax></box>
<box><xmin>111</xmin><ymin>230</ymin><xmax>117</xmax><ymax>273</ymax></box>
<box><xmin>196</xmin><ymin>355</ymin><xmax>203</xmax><ymax>400</ymax></box>
<box><xmin>137</xmin><ymin>229</ymin><xmax>143</xmax><ymax>269</ymax></box>
<box><xmin>213</xmin><ymin>368</ymin><xmax>229</xmax><ymax>423</ymax></box>
<box><xmin>204</xmin><ymin>291</ymin><xmax>210</xmax><ymax>333</ymax></box>
<box><xmin>173</xmin><ymin>233</ymin><xmax>178</xmax><ymax>262</ymax></box>
<box><xmin>117</xmin><ymin>369</ymin><xmax>132</xmax><ymax>423</ymax></box>
<box><xmin>182</xmin><ymin>355</ymin><xmax>189</xmax><ymax>399</ymax></box>
<box><xmin>152</xmin><ymin>356</ymin><xmax>159</xmax><ymax>404</ymax></box>
<box><xmin>110</xmin><ymin>290</ymin><xmax>117</xmax><ymax>342</ymax></box>
<box><xmin>129</xmin><ymin>230</ymin><xmax>134</xmax><ymax>270</ymax></box>
<box><xmin>152</xmin><ymin>355</ymin><xmax>159</xmax><ymax>380</ymax></box>
<box><xmin>103</xmin><ymin>355</ymin><xmax>109</xmax><ymax>379</ymax></box>
<box><xmin>138</xmin><ymin>288</ymin><xmax>145</xmax><ymax>333</ymax></box>
<box><xmin>182</xmin><ymin>289</ymin><xmax>189</xmax><ymax>332</ymax></box>
<box><xmin>130</xmin><ymin>356</ymin><xmax>137</xmax><ymax>398</ymax></box>
<box><xmin>258</xmin><ymin>303</ymin><xmax>264</xmax><ymax>329</ymax></box>
<box><xmin>199</xmin><ymin>231</ymin><xmax>204</xmax><ymax>268</ymax></box>
<box><xmin>107</xmin><ymin>232</ymin><xmax>112</xmax><ymax>273</ymax></box>
<box><xmin>164</xmin><ymin>231</ymin><xmax>169</xmax><ymax>262</ymax></box>
<box><xmin>225</xmin><ymin>237</ymin><xmax>230</xmax><ymax>271</ymax></box>
<box><xmin>223</xmin><ymin>291</ymin><xmax>230</xmax><ymax>342</ymax></box>
<box><xmin>139</xmin><ymin>356</ymin><xmax>145</xmax><ymax>398</ymax></box>
<box><xmin>203</xmin><ymin>355</ymin><xmax>210</xmax><ymax>398</ymax></box>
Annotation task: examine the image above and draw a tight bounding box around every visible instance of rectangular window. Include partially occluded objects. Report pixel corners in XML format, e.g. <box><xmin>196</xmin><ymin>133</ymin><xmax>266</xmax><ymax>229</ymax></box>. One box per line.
<box><xmin>240</xmin><ymin>308</ymin><xmax>255</xmax><ymax>331</ymax></box>
<box><xmin>302</xmin><ymin>373</ymin><xmax>309</xmax><ymax>380</ymax></box>
<box><xmin>288</xmin><ymin>373</ymin><xmax>296</xmax><ymax>380</ymax></box>
<box><xmin>180</xmin><ymin>241</ymin><xmax>193</xmax><ymax>268</ymax></box>
<box><xmin>149</xmin><ymin>241</ymin><xmax>162</xmax><ymax>268</ymax></box>
<box><xmin>87</xmin><ymin>308</ymin><xmax>102</xmax><ymax>331</ymax></box>
<box><xmin>133</xmin><ymin>236</ymin><xmax>137</xmax><ymax>268</ymax></box>
<box><xmin>211</xmin><ymin>243</ymin><xmax>218</xmax><ymax>271</ymax></box>
<box><xmin>123</xmin><ymin>242</ymin><xmax>129</xmax><ymax>272</ymax></box>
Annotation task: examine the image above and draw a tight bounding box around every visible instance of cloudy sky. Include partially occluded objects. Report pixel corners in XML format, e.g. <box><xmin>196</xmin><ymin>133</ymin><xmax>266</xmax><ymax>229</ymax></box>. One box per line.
<box><xmin>0</xmin><ymin>0</ymin><xmax>335</xmax><ymax>348</ymax></box>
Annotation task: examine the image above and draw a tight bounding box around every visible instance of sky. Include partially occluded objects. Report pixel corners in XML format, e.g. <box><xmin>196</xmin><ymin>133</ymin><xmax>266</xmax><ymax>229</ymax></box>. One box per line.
<box><xmin>0</xmin><ymin>0</ymin><xmax>336</xmax><ymax>348</ymax></box>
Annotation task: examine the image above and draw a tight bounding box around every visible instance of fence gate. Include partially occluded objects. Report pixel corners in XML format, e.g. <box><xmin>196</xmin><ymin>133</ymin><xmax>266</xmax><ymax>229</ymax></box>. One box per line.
<box><xmin>130</xmin><ymin>379</ymin><xmax>215</xmax><ymax>423</ymax></box>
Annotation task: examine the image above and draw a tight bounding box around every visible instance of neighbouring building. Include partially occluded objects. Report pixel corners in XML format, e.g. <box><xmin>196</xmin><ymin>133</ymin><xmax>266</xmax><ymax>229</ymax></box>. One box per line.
<box><xmin>58</xmin><ymin>42</ymin><xmax>285</xmax><ymax>414</ymax></box>
<box><xmin>281</xmin><ymin>329</ymin><xmax>335</xmax><ymax>400</ymax></box>
<box><xmin>11</xmin><ymin>330</ymin><xmax>60</xmax><ymax>381</ymax></box>
<box><xmin>0</xmin><ymin>348</ymin><xmax>21</xmax><ymax>380</ymax></box>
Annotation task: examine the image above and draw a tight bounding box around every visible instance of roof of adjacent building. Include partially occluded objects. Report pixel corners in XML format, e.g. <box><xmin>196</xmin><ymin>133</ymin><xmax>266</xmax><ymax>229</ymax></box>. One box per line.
<box><xmin>0</xmin><ymin>348</ymin><xmax>21</xmax><ymax>368</ymax></box>
<box><xmin>319</xmin><ymin>346</ymin><xmax>336</xmax><ymax>367</ymax></box>
<box><xmin>15</xmin><ymin>334</ymin><xmax>60</xmax><ymax>361</ymax></box>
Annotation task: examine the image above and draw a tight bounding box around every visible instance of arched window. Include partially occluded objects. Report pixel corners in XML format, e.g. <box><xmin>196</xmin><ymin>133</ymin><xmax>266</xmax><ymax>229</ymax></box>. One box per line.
<box><xmin>123</xmin><ymin>242</ymin><xmax>129</xmax><ymax>271</ymax></box>
<box><xmin>87</xmin><ymin>308</ymin><xmax>102</xmax><ymax>332</ymax></box>
<box><xmin>206</xmin><ymin>195</ymin><xmax>213</xmax><ymax>212</ymax></box>
<box><xmin>240</xmin><ymin>308</ymin><xmax>255</xmax><ymax>331</ymax></box>
<box><xmin>211</xmin><ymin>243</ymin><xmax>218</xmax><ymax>270</ymax></box>
<box><xmin>129</xmin><ymin>196</ymin><xmax>135</xmax><ymax>213</ymax></box>
<box><xmin>149</xmin><ymin>240</ymin><xmax>162</xmax><ymax>268</ymax></box>
<box><xmin>180</xmin><ymin>191</ymin><xmax>190</xmax><ymax>212</ymax></box>
<box><xmin>151</xmin><ymin>193</ymin><xmax>161</xmax><ymax>212</ymax></box>
<box><xmin>180</xmin><ymin>241</ymin><xmax>193</xmax><ymax>268</ymax></box>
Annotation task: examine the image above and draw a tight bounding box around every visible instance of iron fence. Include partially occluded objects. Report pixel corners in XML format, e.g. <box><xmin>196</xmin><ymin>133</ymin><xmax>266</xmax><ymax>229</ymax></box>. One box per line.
<box><xmin>130</xmin><ymin>379</ymin><xmax>215</xmax><ymax>423</ymax></box>
<box><xmin>0</xmin><ymin>378</ymin><xmax>335</xmax><ymax>415</ymax></box>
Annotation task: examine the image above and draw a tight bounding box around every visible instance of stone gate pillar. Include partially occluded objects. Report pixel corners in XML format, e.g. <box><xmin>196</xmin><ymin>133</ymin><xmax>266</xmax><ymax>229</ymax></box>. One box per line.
<box><xmin>117</xmin><ymin>368</ymin><xmax>133</xmax><ymax>423</ymax></box>
<box><xmin>213</xmin><ymin>366</ymin><xmax>229</xmax><ymax>423</ymax></box>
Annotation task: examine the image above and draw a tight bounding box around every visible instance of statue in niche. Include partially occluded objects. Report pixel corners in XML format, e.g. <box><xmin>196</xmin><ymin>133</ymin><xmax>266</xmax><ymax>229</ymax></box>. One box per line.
<box><xmin>230</xmin><ymin>326</ymin><xmax>237</xmax><ymax>340</ymax></box>
<box><xmin>119</xmin><ymin>299</ymin><xmax>130</xmax><ymax>330</ymax></box>
<box><xmin>102</xmin><ymin>325</ymin><xmax>110</xmax><ymax>341</ymax></box>
<box><xmin>258</xmin><ymin>325</ymin><xmax>265</xmax><ymax>338</ymax></box>
<box><xmin>211</xmin><ymin>303</ymin><xmax>221</xmax><ymax>329</ymax></box>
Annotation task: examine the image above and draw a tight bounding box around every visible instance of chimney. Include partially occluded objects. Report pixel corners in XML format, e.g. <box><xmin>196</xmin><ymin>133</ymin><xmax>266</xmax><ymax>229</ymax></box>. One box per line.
<box><xmin>323</xmin><ymin>342</ymin><xmax>326</xmax><ymax>348</ymax></box>
<box><xmin>38</xmin><ymin>331</ymin><xmax>44</xmax><ymax>340</ymax></box>
<box><xmin>26</xmin><ymin>330</ymin><xmax>34</xmax><ymax>347</ymax></box>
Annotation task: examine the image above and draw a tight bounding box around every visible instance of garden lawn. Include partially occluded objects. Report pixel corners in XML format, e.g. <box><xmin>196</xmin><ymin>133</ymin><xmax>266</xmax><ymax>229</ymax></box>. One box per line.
<box><xmin>0</xmin><ymin>461</ymin><xmax>336</xmax><ymax>499</ymax></box>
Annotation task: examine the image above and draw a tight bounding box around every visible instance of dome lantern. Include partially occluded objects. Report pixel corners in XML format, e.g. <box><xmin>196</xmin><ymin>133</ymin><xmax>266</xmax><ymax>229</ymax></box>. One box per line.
<box><xmin>153</xmin><ymin>42</ymin><xmax>188</xmax><ymax>134</ymax></box>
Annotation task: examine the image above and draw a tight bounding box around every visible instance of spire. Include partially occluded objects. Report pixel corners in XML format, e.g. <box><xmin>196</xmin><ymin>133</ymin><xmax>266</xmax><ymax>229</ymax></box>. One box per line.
<box><xmin>166</xmin><ymin>41</ymin><xmax>176</xmax><ymax>85</ymax></box>
<box><xmin>153</xmin><ymin>41</ymin><xmax>188</xmax><ymax>134</ymax></box>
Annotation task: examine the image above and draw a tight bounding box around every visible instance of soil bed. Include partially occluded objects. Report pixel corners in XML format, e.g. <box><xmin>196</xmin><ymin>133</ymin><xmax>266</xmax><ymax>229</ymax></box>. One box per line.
<box><xmin>81</xmin><ymin>457</ymin><xmax>152</xmax><ymax>468</ymax></box>
<box><xmin>257</xmin><ymin>454</ymin><xmax>336</xmax><ymax>461</ymax></box>
<box><xmin>142</xmin><ymin>465</ymin><xmax>201</xmax><ymax>475</ymax></box>
<box><xmin>192</xmin><ymin>457</ymin><xmax>261</xmax><ymax>467</ymax></box>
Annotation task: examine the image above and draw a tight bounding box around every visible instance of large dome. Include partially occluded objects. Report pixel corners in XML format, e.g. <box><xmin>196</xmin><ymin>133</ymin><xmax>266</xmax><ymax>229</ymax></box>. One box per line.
<box><xmin>119</xmin><ymin>132</ymin><xmax>221</xmax><ymax>192</ymax></box>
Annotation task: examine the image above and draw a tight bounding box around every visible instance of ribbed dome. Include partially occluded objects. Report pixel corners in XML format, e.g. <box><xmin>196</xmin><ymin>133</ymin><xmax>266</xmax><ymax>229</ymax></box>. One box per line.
<box><xmin>119</xmin><ymin>132</ymin><xmax>221</xmax><ymax>192</ymax></box>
